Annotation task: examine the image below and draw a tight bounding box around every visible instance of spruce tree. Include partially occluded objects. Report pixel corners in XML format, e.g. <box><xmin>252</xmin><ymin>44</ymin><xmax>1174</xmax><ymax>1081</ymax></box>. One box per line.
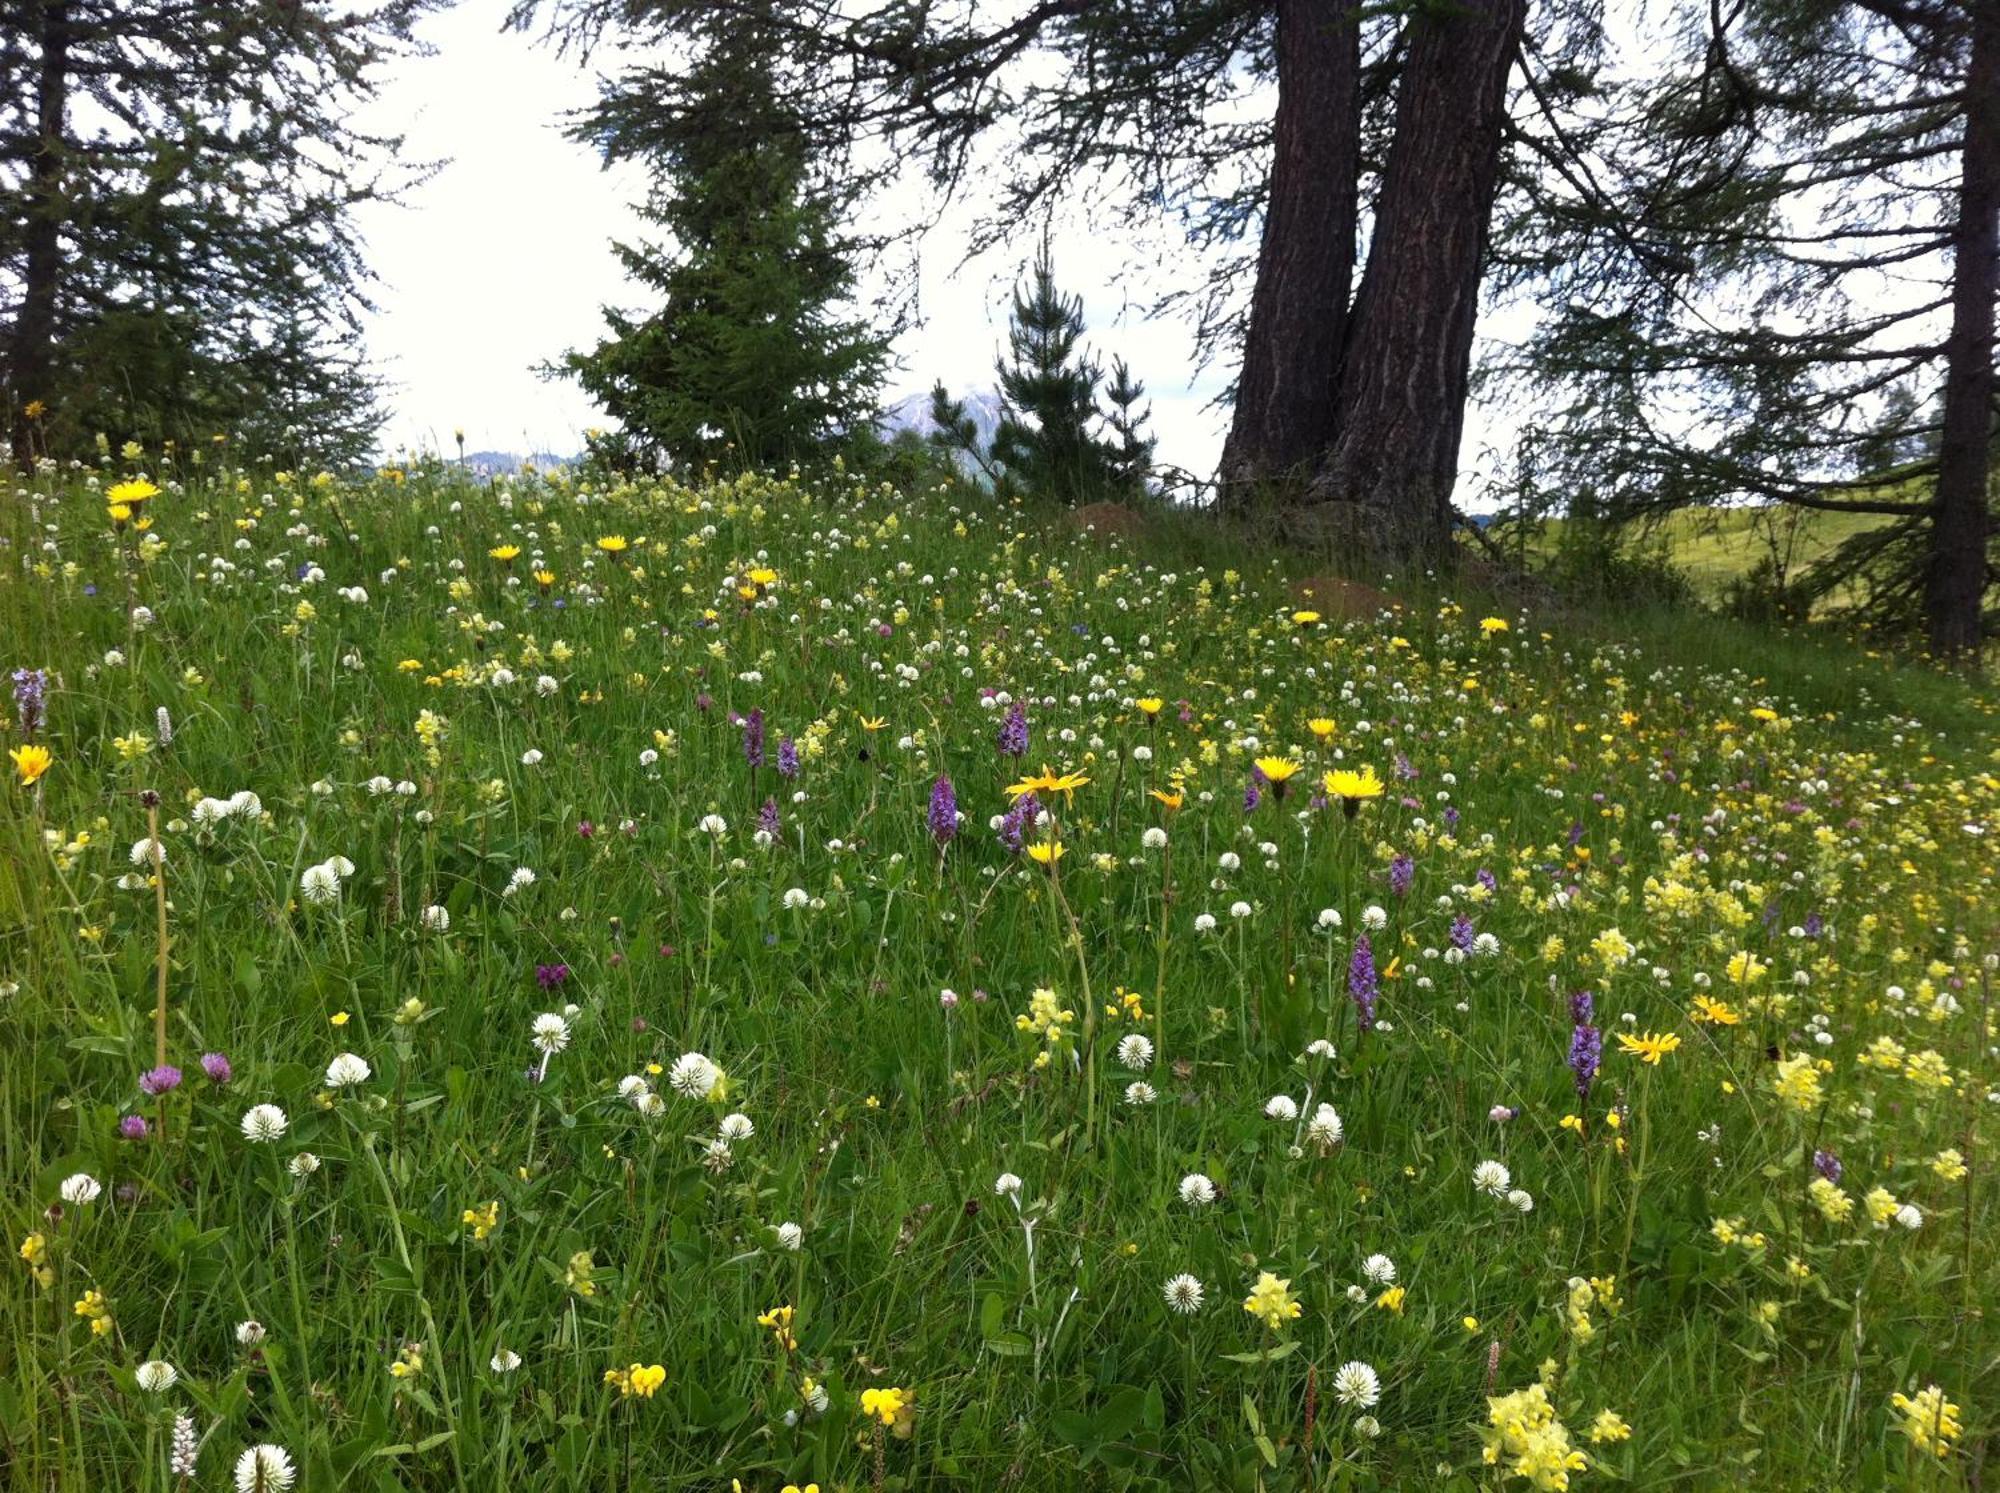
<box><xmin>1103</xmin><ymin>357</ymin><xmax>1156</xmax><ymax>496</ymax></box>
<box><xmin>556</xmin><ymin>7</ymin><xmax>887</xmax><ymax>472</ymax></box>
<box><xmin>988</xmin><ymin>241</ymin><xmax>1122</xmax><ymax>502</ymax></box>
<box><xmin>0</xmin><ymin>0</ymin><xmax>432</xmax><ymax>469</ymax></box>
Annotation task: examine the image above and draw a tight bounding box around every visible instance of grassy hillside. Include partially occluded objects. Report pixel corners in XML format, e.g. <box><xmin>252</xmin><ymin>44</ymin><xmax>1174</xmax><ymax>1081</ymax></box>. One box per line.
<box><xmin>1</xmin><ymin>461</ymin><xmax>1995</xmax><ymax>1490</ymax></box>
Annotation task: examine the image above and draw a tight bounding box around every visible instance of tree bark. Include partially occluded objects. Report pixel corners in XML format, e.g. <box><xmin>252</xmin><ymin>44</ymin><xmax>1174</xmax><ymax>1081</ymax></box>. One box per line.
<box><xmin>1925</xmin><ymin>0</ymin><xmax>1997</xmax><ymax>658</ymax></box>
<box><xmin>1216</xmin><ymin>0</ymin><xmax>1359</xmax><ymax>505</ymax></box>
<box><xmin>9</xmin><ymin>0</ymin><xmax>68</xmax><ymax>472</ymax></box>
<box><xmin>1301</xmin><ymin>0</ymin><xmax>1526</xmax><ymax>567</ymax></box>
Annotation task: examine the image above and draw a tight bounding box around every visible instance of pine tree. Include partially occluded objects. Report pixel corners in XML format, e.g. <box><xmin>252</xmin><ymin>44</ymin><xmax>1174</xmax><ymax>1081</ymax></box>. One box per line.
<box><xmin>0</xmin><ymin>0</ymin><xmax>432</xmax><ymax>469</ymax></box>
<box><xmin>987</xmin><ymin>241</ymin><xmax>1122</xmax><ymax>502</ymax></box>
<box><xmin>556</xmin><ymin>7</ymin><xmax>886</xmax><ymax>472</ymax></box>
<box><xmin>1103</xmin><ymin>357</ymin><xmax>1156</xmax><ymax>495</ymax></box>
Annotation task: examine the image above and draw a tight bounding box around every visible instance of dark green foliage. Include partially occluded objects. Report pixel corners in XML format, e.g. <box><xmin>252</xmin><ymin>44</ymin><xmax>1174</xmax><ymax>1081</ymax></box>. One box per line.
<box><xmin>0</xmin><ymin>0</ymin><xmax>432</xmax><ymax>468</ymax></box>
<box><xmin>550</xmin><ymin>8</ymin><xmax>887</xmax><ymax>474</ymax></box>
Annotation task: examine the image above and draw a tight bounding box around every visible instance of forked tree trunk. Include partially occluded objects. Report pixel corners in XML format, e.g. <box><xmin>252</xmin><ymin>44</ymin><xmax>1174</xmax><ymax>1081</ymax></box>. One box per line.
<box><xmin>1216</xmin><ymin>0</ymin><xmax>1360</xmax><ymax>505</ymax></box>
<box><xmin>1300</xmin><ymin>0</ymin><xmax>1525</xmax><ymax>567</ymax></box>
<box><xmin>1926</xmin><ymin>0</ymin><xmax>1997</xmax><ymax>658</ymax></box>
<box><xmin>9</xmin><ymin>1</ymin><xmax>68</xmax><ymax>472</ymax></box>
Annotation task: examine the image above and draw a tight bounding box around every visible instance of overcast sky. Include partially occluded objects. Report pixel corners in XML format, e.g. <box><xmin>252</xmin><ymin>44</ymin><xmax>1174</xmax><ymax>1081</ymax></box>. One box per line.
<box><xmin>355</xmin><ymin>1</ymin><xmax>1514</xmax><ymax>497</ymax></box>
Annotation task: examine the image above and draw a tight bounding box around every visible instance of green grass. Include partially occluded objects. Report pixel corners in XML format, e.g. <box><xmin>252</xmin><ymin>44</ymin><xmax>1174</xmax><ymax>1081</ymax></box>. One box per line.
<box><xmin>1</xmin><ymin>459</ymin><xmax>1995</xmax><ymax>1491</ymax></box>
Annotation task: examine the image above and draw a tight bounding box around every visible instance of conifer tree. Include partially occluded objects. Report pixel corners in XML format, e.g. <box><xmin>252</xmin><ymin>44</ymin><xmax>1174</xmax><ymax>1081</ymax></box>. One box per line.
<box><xmin>988</xmin><ymin>240</ymin><xmax>1122</xmax><ymax>502</ymax></box>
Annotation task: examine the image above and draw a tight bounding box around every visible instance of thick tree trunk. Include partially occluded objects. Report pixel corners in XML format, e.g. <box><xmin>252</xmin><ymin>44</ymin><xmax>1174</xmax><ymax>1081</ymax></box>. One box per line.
<box><xmin>1216</xmin><ymin>0</ymin><xmax>1359</xmax><ymax>505</ymax></box>
<box><xmin>1300</xmin><ymin>0</ymin><xmax>1525</xmax><ymax>567</ymax></box>
<box><xmin>1926</xmin><ymin>0</ymin><xmax>1997</xmax><ymax>658</ymax></box>
<box><xmin>9</xmin><ymin>0</ymin><xmax>68</xmax><ymax>472</ymax></box>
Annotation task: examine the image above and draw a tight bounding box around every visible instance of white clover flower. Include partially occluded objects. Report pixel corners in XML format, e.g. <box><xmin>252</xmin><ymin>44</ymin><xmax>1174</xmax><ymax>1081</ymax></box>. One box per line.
<box><xmin>535</xmin><ymin>675</ymin><xmax>559</xmax><ymax>697</ymax></box>
<box><xmin>1178</xmin><ymin>1173</ymin><xmax>1217</xmax><ymax>1207</ymax></box>
<box><xmin>782</xmin><ymin>887</ymin><xmax>809</xmax><ymax>909</ymax></box>
<box><xmin>1142</xmin><ymin>826</ymin><xmax>1167</xmax><ymax>849</ymax></box>
<box><xmin>1507</xmin><ymin>1189</ymin><xmax>1535</xmax><ymax>1213</ymax></box>
<box><xmin>1332</xmin><ymin>1360</ymin><xmax>1381</xmax><ymax>1408</ymax></box>
<box><xmin>1895</xmin><ymin>1204</ymin><xmax>1923</xmax><ymax>1230</ymax></box>
<box><xmin>324</xmin><ymin>1052</ymin><xmax>371</xmax><ymax>1089</ymax></box>
<box><xmin>299</xmin><ymin>862</ymin><xmax>341</xmax><ymax>904</ymax></box>
<box><xmin>667</xmin><ymin>1051</ymin><xmax>719</xmax><ymax>1099</ymax></box>
<box><xmin>994</xmin><ymin>1171</ymin><xmax>1024</xmax><ymax>1198</ymax></box>
<box><xmin>1472</xmin><ymin>1160</ymin><xmax>1511</xmax><ymax>1197</ymax></box>
<box><xmin>617</xmin><ymin>1075</ymin><xmax>650</xmax><ymax>1100</ymax></box>
<box><xmin>1305</xmin><ymin>1103</ymin><xmax>1344</xmax><ymax>1154</ymax></box>
<box><xmin>1162</xmin><ymin>1273</ymin><xmax>1205</xmax><ymax>1314</ymax></box>
<box><xmin>1230</xmin><ymin>900</ymin><xmax>1253</xmax><ymax>920</ymax></box>
<box><xmin>1361</xmin><ymin>904</ymin><xmax>1388</xmax><ymax>931</ymax></box>
<box><xmin>234</xmin><ymin>1443</ymin><xmax>296</xmax><ymax>1493</ymax></box>
<box><xmin>1124</xmin><ymin>1081</ymin><xmax>1158</xmax><ymax>1106</ymax></box>
<box><xmin>530</xmin><ymin>1013</ymin><xmax>571</xmax><ymax>1055</ymax></box>
<box><xmin>420</xmin><ymin>904</ymin><xmax>449</xmax><ymax>932</ymax></box>
<box><xmin>1317</xmin><ymin>908</ymin><xmax>1342</xmax><ymax>930</ymax></box>
<box><xmin>519</xmin><ymin>748</ymin><xmax>543</xmax><ymax>766</ymax></box>
<box><xmin>1193</xmin><ymin>913</ymin><xmax>1217</xmax><ymax>934</ymax></box>
<box><xmin>775</xmin><ymin>1221</ymin><xmax>804</xmax><ymax>1251</ymax></box>
<box><xmin>1361</xmin><ymin>1253</ymin><xmax>1397</xmax><ymax>1285</ymax></box>
<box><xmin>129</xmin><ymin>837</ymin><xmax>165</xmax><ymax>867</ymax></box>
<box><xmin>236</xmin><ymin>1320</ymin><xmax>266</xmax><ymax>1346</ymax></box>
<box><xmin>240</xmin><ymin>1104</ymin><xmax>288</xmax><ymax>1142</ymax></box>
<box><xmin>59</xmin><ymin>1172</ymin><xmax>101</xmax><ymax>1205</ymax></box>
<box><xmin>490</xmin><ymin>1348</ymin><xmax>522</xmax><ymax>1373</ymax></box>
<box><xmin>503</xmin><ymin>866</ymin><xmax>536</xmax><ymax>896</ymax></box>
<box><xmin>1306</xmin><ymin>1039</ymin><xmax>1338</xmax><ymax>1059</ymax></box>
<box><xmin>698</xmin><ymin>813</ymin><xmax>728</xmax><ymax>836</ymax></box>
<box><xmin>702</xmin><ymin>1137</ymin><xmax>734</xmax><ymax>1172</ymax></box>
<box><xmin>1264</xmin><ymin>1094</ymin><xmax>1299</xmax><ymax>1121</ymax></box>
<box><xmin>718</xmin><ymin>1112</ymin><xmax>754</xmax><ymax>1140</ymax></box>
<box><xmin>1116</xmin><ymin>1034</ymin><xmax>1154</xmax><ymax>1070</ymax></box>
<box><xmin>136</xmin><ymin>1360</ymin><xmax>178</xmax><ymax>1393</ymax></box>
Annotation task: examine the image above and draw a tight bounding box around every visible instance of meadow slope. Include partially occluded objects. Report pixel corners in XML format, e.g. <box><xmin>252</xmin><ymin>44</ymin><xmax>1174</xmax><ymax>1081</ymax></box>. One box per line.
<box><xmin>2</xmin><ymin>462</ymin><xmax>1996</xmax><ymax>1491</ymax></box>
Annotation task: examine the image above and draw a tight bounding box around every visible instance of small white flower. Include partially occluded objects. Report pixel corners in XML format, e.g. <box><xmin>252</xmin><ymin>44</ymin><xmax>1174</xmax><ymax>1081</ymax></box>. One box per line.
<box><xmin>698</xmin><ymin>813</ymin><xmax>728</xmax><ymax>836</ymax></box>
<box><xmin>667</xmin><ymin>1051</ymin><xmax>718</xmax><ymax>1099</ymax></box>
<box><xmin>718</xmin><ymin>1112</ymin><xmax>754</xmax><ymax>1140</ymax></box>
<box><xmin>994</xmin><ymin>1171</ymin><xmax>1024</xmax><ymax>1198</ymax></box>
<box><xmin>1264</xmin><ymin>1094</ymin><xmax>1299</xmax><ymax>1121</ymax></box>
<box><xmin>240</xmin><ymin>1104</ymin><xmax>288</xmax><ymax>1142</ymax></box>
<box><xmin>325</xmin><ymin>1052</ymin><xmax>371</xmax><ymax>1088</ymax></box>
<box><xmin>1193</xmin><ymin>913</ymin><xmax>1217</xmax><ymax>934</ymax></box>
<box><xmin>1162</xmin><ymin>1273</ymin><xmax>1205</xmax><ymax>1314</ymax></box>
<box><xmin>1361</xmin><ymin>1253</ymin><xmax>1396</xmax><ymax>1285</ymax></box>
<box><xmin>1472</xmin><ymin>1159</ymin><xmax>1511</xmax><ymax>1197</ymax></box>
<box><xmin>1305</xmin><ymin>1103</ymin><xmax>1344</xmax><ymax>1154</ymax></box>
<box><xmin>1124</xmin><ymin>1080</ymin><xmax>1158</xmax><ymax>1106</ymax></box>
<box><xmin>1230</xmin><ymin>900</ymin><xmax>1253</xmax><ymax>920</ymax></box>
<box><xmin>58</xmin><ymin>1172</ymin><xmax>101</xmax><ymax>1205</ymax></box>
<box><xmin>1332</xmin><ymin>1360</ymin><xmax>1381</xmax><ymax>1408</ymax></box>
<box><xmin>288</xmin><ymin>1153</ymin><xmax>321</xmax><ymax>1177</ymax></box>
<box><xmin>702</xmin><ymin>1137</ymin><xmax>734</xmax><ymax>1172</ymax></box>
<box><xmin>299</xmin><ymin>862</ymin><xmax>340</xmax><ymax>904</ymax></box>
<box><xmin>775</xmin><ymin>1221</ymin><xmax>804</xmax><ymax>1251</ymax></box>
<box><xmin>490</xmin><ymin>1348</ymin><xmax>521</xmax><ymax>1373</ymax></box>
<box><xmin>1317</xmin><ymin>907</ymin><xmax>1343</xmax><ymax>930</ymax></box>
<box><xmin>236</xmin><ymin>1320</ymin><xmax>266</xmax><ymax>1346</ymax></box>
<box><xmin>1142</xmin><ymin>826</ymin><xmax>1167</xmax><ymax>849</ymax></box>
<box><xmin>234</xmin><ymin>1443</ymin><xmax>296</xmax><ymax>1493</ymax></box>
<box><xmin>1895</xmin><ymin>1203</ymin><xmax>1923</xmax><ymax>1230</ymax></box>
<box><xmin>1361</xmin><ymin>904</ymin><xmax>1388</xmax><ymax>931</ymax></box>
<box><xmin>129</xmin><ymin>837</ymin><xmax>165</xmax><ymax>867</ymax></box>
<box><xmin>530</xmin><ymin>1013</ymin><xmax>571</xmax><ymax>1055</ymax></box>
<box><xmin>1507</xmin><ymin>1189</ymin><xmax>1535</xmax><ymax>1213</ymax></box>
<box><xmin>1355</xmin><ymin>1413</ymin><xmax>1382</xmax><ymax>1439</ymax></box>
<box><xmin>136</xmin><ymin>1360</ymin><xmax>178</xmax><ymax>1393</ymax></box>
<box><xmin>782</xmin><ymin>887</ymin><xmax>809</xmax><ymax>909</ymax></box>
<box><xmin>519</xmin><ymin>748</ymin><xmax>543</xmax><ymax>766</ymax></box>
<box><xmin>1116</xmin><ymin>1034</ymin><xmax>1154</xmax><ymax>1070</ymax></box>
<box><xmin>420</xmin><ymin>904</ymin><xmax>449</xmax><ymax>932</ymax></box>
<box><xmin>1178</xmin><ymin>1173</ymin><xmax>1217</xmax><ymax>1207</ymax></box>
<box><xmin>504</xmin><ymin>866</ymin><xmax>536</xmax><ymax>895</ymax></box>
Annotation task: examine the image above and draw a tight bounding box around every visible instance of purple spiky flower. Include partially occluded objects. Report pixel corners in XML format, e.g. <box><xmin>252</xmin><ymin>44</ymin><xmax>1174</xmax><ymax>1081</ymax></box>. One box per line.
<box><xmin>1348</xmin><ymin>934</ymin><xmax>1378</xmax><ymax>1034</ymax></box>
<box><xmin>928</xmin><ymin>775</ymin><xmax>958</xmax><ymax>845</ymax></box>
<box><xmin>997</xmin><ymin>700</ymin><xmax>1028</xmax><ymax>759</ymax></box>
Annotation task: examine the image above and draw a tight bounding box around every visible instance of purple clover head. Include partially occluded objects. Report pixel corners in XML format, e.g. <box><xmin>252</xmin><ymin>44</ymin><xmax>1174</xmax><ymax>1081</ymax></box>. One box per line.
<box><xmin>139</xmin><ymin>1064</ymin><xmax>182</xmax><ymax>1097</ymax></box>
<box><xmin>536</xmin><ymin>963</ymin><xmax>569</xmax><ymax>990</ymax></box>
<box><xmin>199</xmin><ymin>1052</ymin><xmax>232</xmax><ymax>1084</ymax></box>
<box><xmin>118</xmin><ymin>1114</ymin><xmax>150</xmax><ymax>1140</ymax></box>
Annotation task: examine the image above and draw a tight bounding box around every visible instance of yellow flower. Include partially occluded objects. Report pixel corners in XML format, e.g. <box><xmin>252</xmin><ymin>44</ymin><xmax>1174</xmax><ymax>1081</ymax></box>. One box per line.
<box><xmin>111</xmin><ymin>731</ymin><xmax>153</xmax><ymax>761</ymax></box>
<box><xmin>1890</xmin><ymin>1384</ymin><xmax>1962</xmax><ymax>1457</ymax></box>
<box><xmin>330</xmin><ymin>1011</ymin><xmax>350</xmax><ymax>1028</ymax></box>
<box><xmin>859</xmin><ymin>1385</ymin><xmax>907</xmax><ymax>1426</ymax></box>
<box><xmin>533</xmin><ymin>569</ymin><xmax>555</xmax><ymax>588</ymax></box>
<box><xmin>1588</xmin><ymin>1409</ymin><xmax>1631</xmax><ymax>1443</ymax></box>
<box><xmin>1724</xmin><ymin>950</ymin><xmax>1767</xmax><ymax>985</ymax></box>
<box><xmin>107</xmin><ymin>479</ymin><xmax>160</xmax><ymax>505</ymax></box>
<box><xmin>1690</xmin><ymin>994</ymin><xmax>1741</xmax><ymax>1025</ymax></box>
<box><xmin>1253</xmin><ymin>756</ymin><xmax>1300</xmax><ymax>786</ymax></box>
<box><xmin>1616</xmin><ymin>1030</ymin><xmax>1681</xmax><ymax>1064</ymax></box>
<box><xmin>10</xmin><ymin>744</ymin><xmax>51</xmax><ymax>786</ymax></box>
<box><xmin>1005</xmin><ymin>765</ymin><xmax>1091</xmax><ymax>804</ymax></box>
<box><xmin>461</xmin><ymin>1200</ymin><xmax>500</xmax><ymax>1240</ymax></box>
<box><xmin>1242</xmin><ymin>1271</ymin><xmax>1302</xmax><ymax>1330</ymax></box>
<box><xmin>489</xmin><ymin>544</ymin><xmax>521</xmax><ymax>563</ymax></box>
<box><xmin>1930</xmin><ymin>1149</ymin><xmax>1968</xmax><ymax>1182</ymax></box>
<box><xmin>757</xmin><ymin>1304</ymin><xmax>798</xmax><ymax>1351</ymax></box>
<box><xmin>1771</xmin><ymin>1054</ymin><xmax>1822</xmax><ymax>1112</ymax></box>
<box><xmin>1375</xmin><ymin>1285</ymin><xmax>1406</xmax><ymax>1315</ymax></box>
<box><xmin>1135</xmin><ymin>697</ymin><xmax>1164</xmax><ymax>717</ymax></box>
<box><xmin>1307</xmin><ymin>717</ymin><xmax>1336</xmax><ymax>739</ymax></box>
<box><xmin>390</xmin><ymin>1342</ymin><xmax>425</xmax><ymax>1379</ymax></box>
<box><xmin>1291</xmin><ymin>609</ymin><xmax>1321</xmax><ymax>625</ymax></box>
<box><xmin>1324</xmin><ymin>766</ymin><xmax>1386</xmax><ymax>803</ymax></box>
<box><xmin>107</xmin><ymin>502</ymin><xmax>132</xmax><ymax>526</ymax></box>
<box><xmin>858</xmin><ymin>715</ymin><xmax>887</xmax><ymax>732</ymax></box>
<box><xmin>1150</xmin><ymin>788</ymin><xmax>1184</xmax><ymax>811</ymax></box>
<box><xmin>1480</xmin><ymin>616</ymin><xmax>1509</xmax><ymax>635</ymax></box>
<box><xmin>605</xmin><ymin>1362</ymin><xmax>666</xmax><ymax>1398</ymax></box>
<box><xmin>746</xmin><ymin>566</ymin><xmax>778</xmax><ymax>587</ymax></box>
<box><xmin>596</xmin><ymin>535</ymin><xmax>630</xmax><ymax>554</ymax></box>
<box><xmin>1026</xmin><ymin>841</ymin><xmax>1065</xmax><ymax>866</ymax></box>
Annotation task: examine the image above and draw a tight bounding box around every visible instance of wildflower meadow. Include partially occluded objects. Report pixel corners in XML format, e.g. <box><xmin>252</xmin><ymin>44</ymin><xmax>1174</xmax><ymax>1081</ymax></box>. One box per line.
<box><xmin>2</xmin><ymin>456</ymin><xmax>1995</xmax><ymax>1491</ymax></box>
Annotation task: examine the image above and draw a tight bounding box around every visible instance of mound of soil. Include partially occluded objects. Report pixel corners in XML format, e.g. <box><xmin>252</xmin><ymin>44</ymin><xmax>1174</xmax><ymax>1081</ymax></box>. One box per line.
<box><xmin>1287</xmin><ymin>574</ymin><xmax>1402</xmax><ymax>619</ymax></box>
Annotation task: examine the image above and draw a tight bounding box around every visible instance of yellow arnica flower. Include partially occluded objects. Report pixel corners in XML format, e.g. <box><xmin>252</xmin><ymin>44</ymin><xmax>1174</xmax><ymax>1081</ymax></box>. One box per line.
<box><xmin>489</xmin><ymin>544</ymin><xmax>521</xmax><ymax>563</ymax></box>
<box><xmin>106</xmin><ymin>479</ymin><xmax>160</xmax><ymax>505</ymax></box>
<box><xmin>1006</xmin><ymin>765</ymin><xmax>1091</xmax><ymax>803</ymax></box>
<box><xmin>1253</xmin><ymin>756</ymin><xmax>1300</xmax><ymax>785</ymax></box>
<box><xmin>1135</xmin><ymin>697</ymin><xmax>1164</xmax><ymax>716</ymax></box>
<box><xmin>10</xmin><ymin>744</ymin><xmax>52</xmax><ymax>786</ymax></box>
<box><xmin>1690</xmin><ymin>994</ymin><xmax>1740</xmax><ymax>1025</ymax></box>
<box><xmin>1027</xmin><ymin>841</ymin><xmax>1065</xmax><ymax>866</ymax></box>
<box><xmin>1150</xmin><ymin>788</ymin><xmax>1184</xmax><ymax>812</ymax></box>
<box><xmin>859</xmin><ymin>1386</ymin><xmax>907</xmax><ymax>1425</ymax></box>
<box><xmin>1243</xmin><ymin>1271</ymin><xmax>1302</xmax><ymax>1330</ymax></box>
<box><xmin>1616</xmin><ymin>1030</ymin><xmax>1681</xmax><ymax>1064</ymax></box>
<box><xmin>1324</xmin><ymin>766</ymin><xmax>1386</xmax><ymax>801</ymax></box>
<box><xmin>595</xmin><ymin>535</ymin><xmax>630</xmax><ymax>554</ymax></box>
